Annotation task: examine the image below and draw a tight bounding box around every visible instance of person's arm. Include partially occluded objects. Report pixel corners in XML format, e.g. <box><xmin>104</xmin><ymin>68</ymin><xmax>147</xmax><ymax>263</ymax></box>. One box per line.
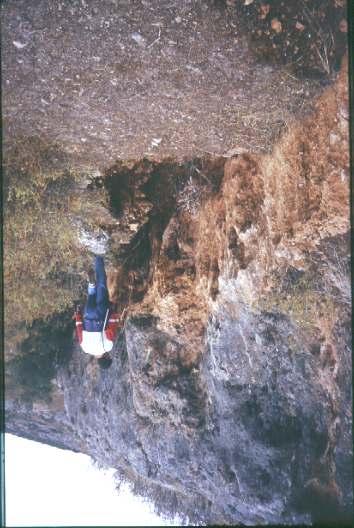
<box><xmin>105</xmin><ymin>310</ymin><xmax>125</xmax><ymax>341</ymax></box>
<box><xmin>73</xmin><ymin>308</ymin><xmax>83</xmax><ymax>344</ymax></box>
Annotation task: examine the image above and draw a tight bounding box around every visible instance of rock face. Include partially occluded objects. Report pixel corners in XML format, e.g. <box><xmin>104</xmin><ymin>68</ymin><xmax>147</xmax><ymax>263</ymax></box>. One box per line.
<box><xmin>3</xmin><ymin>1</ymin><xmax>352</xmax><ymax>525</ymax></box>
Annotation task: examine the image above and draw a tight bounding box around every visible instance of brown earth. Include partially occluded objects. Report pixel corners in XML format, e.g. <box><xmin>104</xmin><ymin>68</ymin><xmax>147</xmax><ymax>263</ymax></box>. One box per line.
<box><xmin>2</xmin><ymin>0</ymin><xmax>322</xmax><ymax>169</ymax></box>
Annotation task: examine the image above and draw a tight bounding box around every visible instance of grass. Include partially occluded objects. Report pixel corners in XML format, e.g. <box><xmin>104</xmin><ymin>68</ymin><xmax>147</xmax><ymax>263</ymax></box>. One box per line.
<box><xmin>3</xmin><ymin>136</ymin><xmax>98</xmax><ymax>353</ymax></box>
<box><xmin>4</xmin><ymin>185</ymin><xmax>84</xmax><ymax>326</ymax></box>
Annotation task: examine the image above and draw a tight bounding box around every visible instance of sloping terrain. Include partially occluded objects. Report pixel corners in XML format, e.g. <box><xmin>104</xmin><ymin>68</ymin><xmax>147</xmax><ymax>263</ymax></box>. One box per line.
<box><xmin>2</xmin><ymin>0</ymin><xmax>325</xmax><ymax>166</ymax></box>
<box><xmin>3</xmin><ymin>0</ymin><xmax>351</xmax><ymax>525</ymax></box>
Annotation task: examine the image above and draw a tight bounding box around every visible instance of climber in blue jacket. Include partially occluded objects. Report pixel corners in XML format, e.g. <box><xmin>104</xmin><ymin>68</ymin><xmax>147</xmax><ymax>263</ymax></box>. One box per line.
<box><xmin>74</xmin><ymin>255</ymin><xmax>124</xmax><ymax>367</ymax></box>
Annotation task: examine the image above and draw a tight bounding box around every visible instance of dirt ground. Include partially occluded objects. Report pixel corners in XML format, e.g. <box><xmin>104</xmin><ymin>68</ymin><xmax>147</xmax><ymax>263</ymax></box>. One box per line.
<box><xmin>2</xmin><ymin>0</ymin><xmax>321</xmax><ymax>170</ymax></box>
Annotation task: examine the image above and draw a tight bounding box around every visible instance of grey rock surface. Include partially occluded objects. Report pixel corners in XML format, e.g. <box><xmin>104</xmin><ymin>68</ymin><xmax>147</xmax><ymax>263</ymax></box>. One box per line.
<box><xmin>22</xmin><ymin>288</ymin><xmax>347</xmax><ymax>525</ymax></box>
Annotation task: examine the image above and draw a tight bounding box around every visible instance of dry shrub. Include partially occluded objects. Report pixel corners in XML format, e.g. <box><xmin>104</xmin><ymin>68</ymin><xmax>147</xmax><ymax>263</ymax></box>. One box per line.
<box><xmin>176</xmin><ymin>175</ymin><xmax>207</xmax><ymax>216</ymax></box>
<box><xmin>260</xmin><ymin>54</ymin><xmax>349</xmax><ymax>241</ymax></box>
<box><xmin>195</xmin><ymin>57</ymin><xmax>349</xmax><ymax>309</ymax></box>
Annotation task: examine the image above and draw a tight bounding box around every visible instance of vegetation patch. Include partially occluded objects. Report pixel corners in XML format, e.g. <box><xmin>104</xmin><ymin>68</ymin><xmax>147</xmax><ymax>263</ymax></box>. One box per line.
<box><xmin>4</xmin><ymin>136</ymin><xmax>94</xmax><ymax>351</ymax></box>
<box><xmin>259</xmin><ymin>268</ymin><xmax>338</xmax><ymax>337</ymax></box>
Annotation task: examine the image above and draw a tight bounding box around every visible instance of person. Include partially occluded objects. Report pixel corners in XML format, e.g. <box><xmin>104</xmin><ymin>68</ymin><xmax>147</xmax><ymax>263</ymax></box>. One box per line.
<box><xmin>73</xmin><ymin>255</ymin><xmax>123</xmax><ymax>368</ymax></box>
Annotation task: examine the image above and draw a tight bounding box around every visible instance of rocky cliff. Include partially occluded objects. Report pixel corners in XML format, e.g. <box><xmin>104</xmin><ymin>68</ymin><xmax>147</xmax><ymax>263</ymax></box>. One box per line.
<box><xmin>3</xmin><ymin>0</ymin><xmax>352</xmax><ymax>525</ymax></box>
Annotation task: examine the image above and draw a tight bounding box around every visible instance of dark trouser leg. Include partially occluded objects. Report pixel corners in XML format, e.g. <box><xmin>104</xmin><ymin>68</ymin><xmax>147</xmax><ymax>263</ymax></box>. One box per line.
<box><xmin>95</xmin><ymin>255</ymin><xmax>107</xmax><ymax>286</ymax></box>
<box><xmin>84</xmin><ymin>292</ymin><xmax>98</xmax><ymax>320</ymax></box>
<box><xmin>95</xmin><ymin>256</ymin><xmax>110</xmax><ymax>320</ymax></box>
